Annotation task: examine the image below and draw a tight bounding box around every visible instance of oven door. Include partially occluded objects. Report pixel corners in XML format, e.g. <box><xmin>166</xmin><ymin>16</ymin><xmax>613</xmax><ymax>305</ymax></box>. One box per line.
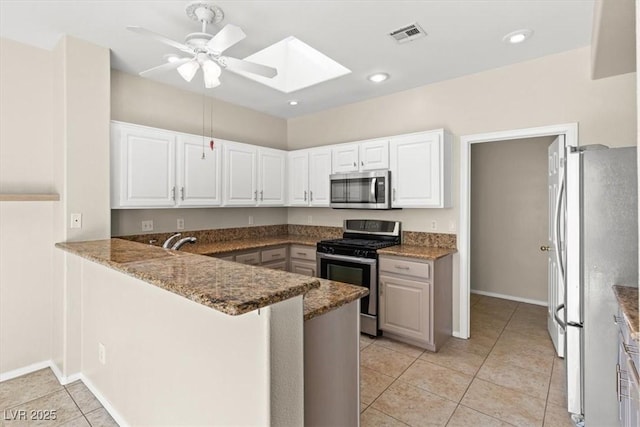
<box><xmin>317</xmin><ymin>252</ymin><xmax>377</xmax><ymax>316</ymax></box>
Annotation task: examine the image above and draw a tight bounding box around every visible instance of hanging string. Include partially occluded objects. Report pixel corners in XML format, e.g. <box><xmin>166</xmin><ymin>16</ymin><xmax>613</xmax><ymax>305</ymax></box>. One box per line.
<box><xmin>201</xmin><ymin>90</ymin><xmax>206</xmax><ymax>160</ymax></box>
<box><xmin>210</xmin><ymin>97</ymin><xmax>215</xmax><ymax>152</ymax></box>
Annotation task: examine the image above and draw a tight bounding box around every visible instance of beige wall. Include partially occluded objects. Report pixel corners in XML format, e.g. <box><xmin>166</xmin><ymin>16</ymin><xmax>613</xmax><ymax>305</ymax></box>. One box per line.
<box><xmin>110</xmin><ymin>70</ymin><xmax>289</xmax><ymax>235</ymax></box>
<box><xmin>0</xmin><ymin>39</ymin><xmax>55</xmax><ymax>375</ymax></box>
<box><xmin>470</xmin><ymin>137</ymin><xmax>554</xmax><ymax>303</ymax></box>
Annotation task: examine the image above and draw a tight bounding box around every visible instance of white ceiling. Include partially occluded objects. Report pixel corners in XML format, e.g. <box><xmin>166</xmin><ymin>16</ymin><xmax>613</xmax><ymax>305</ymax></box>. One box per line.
<box><xmin>0</xmin><ymin>0</ymin><xmax>595</xmax><ymax>119</ymax></box>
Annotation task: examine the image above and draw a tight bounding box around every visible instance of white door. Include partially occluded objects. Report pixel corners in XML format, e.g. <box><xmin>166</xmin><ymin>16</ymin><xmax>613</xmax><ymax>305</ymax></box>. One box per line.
<box><xmin>176</xmin><ymin>134</ymin><xmax>222</xmax><ymax>207</ymax></box>
<box><xmin>223</xmin><ymin>142</ymin><xmax>257</xmax><ymax>206</ymax></box>
<box><xmin>331</xmin><ymin>143</ymin><xmax>359</xmax><ymax>173</ymax></box>
<box><xmin>308</xmin><ymin>148</ymin><xmax>332</xmax><ymax>206</ymax></box>
<box><xmin>258</xmin><ymin>148</ymin><xmax>286</xmax><ymax>206</ymax></box>
<box><xmin>359</xmin><ymin>139</ymin><xmax>389</xmax><ymax>170</ymax></box>
<box><xmin>390</xmin><ymin>132</ymin><xmax>441</xmax><ymax>207</ymax></box>
<box><xmin>546</xmin><ymin>135</ymin><xmax>566</xmax><ymax>358</ymax></box>
<box><xmin>288</xmin><ymin>151</ymin><xmax>309</xmax><ymax>206</ymax></box>
<box><xmin>115</xmin><ymin>123</ymin><xmax>176</xmax><ymax>208</ymax></box>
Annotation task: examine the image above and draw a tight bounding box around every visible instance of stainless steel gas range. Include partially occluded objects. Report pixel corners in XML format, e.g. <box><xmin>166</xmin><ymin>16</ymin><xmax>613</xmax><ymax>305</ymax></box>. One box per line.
<box><xmin>316</xmin><ymin>219</ymin><xmax>401</xmax><ymax>336</ymax></box>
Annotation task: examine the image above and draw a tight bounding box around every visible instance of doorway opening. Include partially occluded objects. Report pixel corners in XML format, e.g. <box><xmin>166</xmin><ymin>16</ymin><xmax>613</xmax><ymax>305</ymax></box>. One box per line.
<box><xmin>457</xmin><ymin>123</ymin><xmax>578</xmax><ymax>339</ymax></box>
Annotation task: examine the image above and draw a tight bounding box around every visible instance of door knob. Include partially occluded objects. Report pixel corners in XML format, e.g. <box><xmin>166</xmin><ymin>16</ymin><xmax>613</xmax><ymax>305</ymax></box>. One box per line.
<box><xmin>540</xmin><ymin>245</ymin><xmax>553</xmax><ymax>252</ymax></box>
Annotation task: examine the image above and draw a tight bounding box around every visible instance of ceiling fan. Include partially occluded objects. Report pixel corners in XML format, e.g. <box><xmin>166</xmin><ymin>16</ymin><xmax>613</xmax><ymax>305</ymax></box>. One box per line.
<box><xmin>127</xmin><ymin>1</ymin><xmax>277</xmax><ymax>89</ymax></box>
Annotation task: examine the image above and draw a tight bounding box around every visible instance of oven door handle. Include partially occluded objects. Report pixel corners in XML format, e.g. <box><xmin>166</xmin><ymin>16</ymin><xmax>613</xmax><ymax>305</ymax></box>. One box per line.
<box><xmin>317</xmin><ymin>252</ymin><xmax>377</xmax><ymax>265</ymax></box>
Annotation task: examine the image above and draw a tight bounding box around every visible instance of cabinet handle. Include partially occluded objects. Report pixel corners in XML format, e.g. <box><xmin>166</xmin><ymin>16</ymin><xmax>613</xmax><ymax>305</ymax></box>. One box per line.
<box><xmin>260</xmin><ymin>190</ymin><xmax>264</xmax><ymax>201</ymax></box>
<box><xmin>361</xmin><ymin>161</ymin><xmax>364</xmax><ymax>166</ymax></box>
<box><xmin>296</xmin><ymin>252</ymin><xmax>307</xmax><ymax>256</ymax></box>
<box><xmin>614</xmin><ymin>314</ymin><xmax>624</xmax><ymax>324</ymax></box>
<box><xmin>310</xmin><ymin>191</ymin><xmax>313</xmax><ymax>202</ymax></box>
<box><xmin>171</xmin><ymin>187</ymin><xmax>176</xmax><ymax>200</ymax></box>
<box><xmin>395</xmin><ymin>265</ymin><xmax>410</xmax><ymax>270</ymax></box>
<box><xmin>617</xmin><ymin>363</ymin><xmax>622</xmax><ymax>402</ymax></box>
<box><xmin>353</xmin><ymin>162</ymin><xmax>356</xmax><ymax>167</ymax></box>
<box><xmin>271</xmin><ymin>253</ymin><xmax>280</xmax><ymax>258</ymax></box>
<box><xmin>254</xmin><ymin>190</ymin><xmax>258</xmax><ymax>201</ymax></box>
<box><xmin>304</xmin><ymin>191</ymin><xmax>307</xmax><ymax>201</ymax></box>
<box><xmin>393</xmin><ymin>188</ymin><xmax>396</xmax><ymax>201</ymax></box>
<box><xmin>180</xmin><ymin>187</ymin><xmax>185</xmax><ymax>201</ymax></box>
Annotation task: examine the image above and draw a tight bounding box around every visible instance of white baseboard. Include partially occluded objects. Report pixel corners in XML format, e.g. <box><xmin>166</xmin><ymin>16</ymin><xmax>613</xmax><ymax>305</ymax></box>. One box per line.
<box><xmin>0</xmin><ymin>360</ymin><xmax>52</xmax><ymax>382</ymax></box>
<box><xmin>471</xmin><ymin>289</ymin><xmax>547</xmax><ymax>307</ymax></box>
<box><xmin>1</xmin><ymin>361</ymin><xmax>126</xmax><ymax>426</ymax></box>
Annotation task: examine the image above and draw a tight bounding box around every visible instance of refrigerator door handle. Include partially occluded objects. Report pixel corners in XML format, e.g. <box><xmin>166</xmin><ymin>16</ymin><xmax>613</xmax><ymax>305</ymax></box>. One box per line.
<box><xmin>554</xmin><ymin>172</ymin><xmax>566</xmax><ymax>282</ymax></box>
<box><xmin>554</xmin><ymin>303</ymin><xmax>567</xmax><ymax>331</ymax></box>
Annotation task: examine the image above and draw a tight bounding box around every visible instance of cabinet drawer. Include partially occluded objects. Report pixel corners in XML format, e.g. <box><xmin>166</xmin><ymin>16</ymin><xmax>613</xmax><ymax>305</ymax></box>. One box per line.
<box><xmin>290</xmin><ymin>259</ymin><xmax>316</xmax><ymax>277</ymax></box>
<box><xmin>235</xmin><ymin>250</ymin><xmax>260</xmax><ymax>265</ymax></box>
<box><xmin>290</xmin><ymin>245</ymin><xmax>316</xmax><ymax>261</ymax></box>
<box><xmin>379</xmin><ymin>257</ymin><xmax>430</xmax><ymax>280</ymax></box>
<box><xmin>261</xmin><ymin>246</ymin><xmax>287</xmax><ymax>262</ymax></box>
<box><xmin>262</xmin><ymin>260</ymin><xmax>288</xmax><ymax>271</ymax></box>
<box><xmin>217</xmin><ymin>255</ymin><xmax>234</xmax><ymax>261</ymax></box>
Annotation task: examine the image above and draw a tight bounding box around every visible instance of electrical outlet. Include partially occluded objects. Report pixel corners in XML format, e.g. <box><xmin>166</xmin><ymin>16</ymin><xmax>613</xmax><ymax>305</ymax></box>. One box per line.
<box><xmin>141</xmin><ymin>220</ymin><xmax>153</xmax><ymax>231</ymax></box>
<box><xmin>431</xmin><ymin>220</ymin><xmax>437</xmax><ymax>230</ymax></box>
<box><xmin>98</xmin><ymin>342</ymin><xmax>106</xmax><ymax>365</ymax></box>
<box><xmin>70</xmin><ymin>213</ymin><xmax>82</xmax><ymax>229</ymax></box>
<box><xmin>307</xmin><ymin>215</ymin><xmax>313</xmax><ymax>224</ymax></box>
<box><xmin>177</xmin><ymin>218</ymin><xmax>185</xmax><ymax>230</ymax></box>
<box><xmin>248</xmin><ymin>215</ymin><xmax>254</xmax><ymax>225</ymax></box>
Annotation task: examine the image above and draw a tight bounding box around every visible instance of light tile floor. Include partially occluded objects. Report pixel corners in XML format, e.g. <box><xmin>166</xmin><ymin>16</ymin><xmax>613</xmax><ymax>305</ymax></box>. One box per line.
<box><xmin>0</xmin><ymin>295</ymin><xmax>571</xmax><ymax>427</ymax></box>
<box><xmin>0</xmin><ymin>370</ymin><xmax>118</xmax><ymax>427</ymax></box>
<box><xmin>360</xmin><ymin>294</ymin><xmax>575</xmax><ymax>427</ymax></box>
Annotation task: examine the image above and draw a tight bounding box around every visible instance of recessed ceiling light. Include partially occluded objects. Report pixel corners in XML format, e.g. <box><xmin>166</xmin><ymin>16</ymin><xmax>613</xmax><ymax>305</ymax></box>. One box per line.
<box><xmin>503</xmin><ymin>29</ymin><xmax>533</xmax><ymax>44</ymax></box>
<box><xmin>368</xmin><ymin>73</ymin><xmax>389</xmax><ymax>83</ymax></box>
<box><xmin>288</xmin><ymin>100</ymin><xmax>299</xmax><ymax>106</ymax></box>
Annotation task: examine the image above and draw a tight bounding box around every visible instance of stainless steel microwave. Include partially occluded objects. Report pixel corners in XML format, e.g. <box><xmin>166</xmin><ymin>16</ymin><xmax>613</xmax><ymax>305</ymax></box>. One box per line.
<box><xmin>330</xmin><ymin>170</ymin><xmax>392</xmax><ymax>209</ymax></box>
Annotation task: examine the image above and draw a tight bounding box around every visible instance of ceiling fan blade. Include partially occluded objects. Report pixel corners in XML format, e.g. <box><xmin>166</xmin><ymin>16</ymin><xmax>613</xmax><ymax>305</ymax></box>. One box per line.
<box><xmin>207</xmin><ymin>24</ymin><xmax>246</xmax><ymax>54</ymax></box>
<box><xmin>139</xmin><ymin>58</ymin><xmax>191</xmax><ymax>77</ymax></box>
<box><xmin>127</xmin><ymin>26</ymin><xmax>193</xmax><ymax>54</ymax></box>
<box><xmin>222</xmin><ymin>56</ymin><xmax>278</xmax><ymax>79</ymax></box>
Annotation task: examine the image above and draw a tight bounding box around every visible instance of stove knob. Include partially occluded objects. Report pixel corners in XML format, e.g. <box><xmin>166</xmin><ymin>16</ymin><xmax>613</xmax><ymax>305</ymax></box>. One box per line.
<box><xmin>327</xmin><ymin>247</ymin><xmax>335</xmax><ymax>255</ymax></box>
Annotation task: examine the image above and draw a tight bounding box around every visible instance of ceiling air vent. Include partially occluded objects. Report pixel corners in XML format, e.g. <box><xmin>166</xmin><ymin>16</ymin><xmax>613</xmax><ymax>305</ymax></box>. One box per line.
<box><xmin>389</xmin><ymin>23</ymin><xmax>427</xmax><ymax>44</ymax></box>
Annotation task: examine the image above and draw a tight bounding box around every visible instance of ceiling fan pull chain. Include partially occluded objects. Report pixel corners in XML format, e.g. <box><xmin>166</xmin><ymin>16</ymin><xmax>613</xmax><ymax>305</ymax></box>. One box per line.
<box><xmin>201</xmin><ymin>90</ymin><xmax>206</xmax><ymax>160</ymax></box>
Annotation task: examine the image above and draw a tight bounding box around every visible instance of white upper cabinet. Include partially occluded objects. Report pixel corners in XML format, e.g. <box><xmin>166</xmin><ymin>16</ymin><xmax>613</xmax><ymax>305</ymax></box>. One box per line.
<box><xmin>111</xmin><ymin>122</ymin><xmax>176</xmax><ymax>208</ymax></box>
<box><xmin>223</xmin><ymin>141</ymin><xmax>257</xmax><ymax>206</ymax></box>
<box><xmin>258</xmin><ymin>148</ymin><xmax>286</xmax><ymax>206</ymax></box>
<box><xmin>288</xmin><ymin>150</ymin><xmax>310</xmax><ymax>206</ymax></box>
<box><xmin>287</xmin><ymin>147</ymin><xmax>331</xmax><ymax>207</ymax></box>
<box><xmin>331</xmin><ymin>139</ymin><xmax>389</xmax><ymax>173</ymax></box>
<box><xmin>389</xmin><ymin>130</ymin><xmax>452</xmax><ymax>208</ymax></box>
<box><xmin>331</xmin><ymin>143</ymin><xmax>359</xmax><ymax>173</ymax></box>
<box><xmin>176</xmin><ymin>134</ymin><xmax>222</xmax><ymax>207</ymax></box>
<box><xmin>359</xmin><ymin>139</ymin><xmax>389</xmax><ymax>170</ymax></box>
<box><xmin>308</xmin><ymin>148</ymin><xmax>331</xmax><ymax>206</ymax></box>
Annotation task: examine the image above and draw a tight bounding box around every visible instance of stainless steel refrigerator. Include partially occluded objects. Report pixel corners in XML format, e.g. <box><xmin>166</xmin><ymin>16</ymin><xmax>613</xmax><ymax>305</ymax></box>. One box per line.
<box><xmin>561</xmin><ymin>145</ymin><xmax>638</xmax><ymax>425</ymax></box>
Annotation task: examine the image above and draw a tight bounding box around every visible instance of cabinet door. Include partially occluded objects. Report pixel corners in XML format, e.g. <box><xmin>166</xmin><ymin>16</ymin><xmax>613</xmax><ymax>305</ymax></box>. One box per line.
<box><xmin>223</xmin><ymin>142</ymin><xmax>257</xmax><ymax>206</ymax></box>
<box><xmin>331</xmin><ymin>143</ymin><xmax>359</xmax><ymax>173</ymax></box>
<box><xmin>112</xmin><ymin>122</ymin><xmax>176</xmax><ymax>208</ymax></box>
<box><xmin>290</xmin><ymin>259</ymin><xmax>317</xmax><ymax>277</ymax></box>
<box><xmin>258</xmin><ymin>148</ymin><xmax>286</xmax><ymax>206</ymax></box>
<box><xmin>390</xmin><ymin>132</ymin><xmax>444</xmax><ymax>208</ymax></box>
<box><xmin>308</xmin><ymin>148</ymin><xmax>332</xmax><ymax>206</ymax></box>
<box><xmin>176</xmin><ymin>134</ymin><xmax>222</xmax><ymax>207</ymax></box>
<box><xmin>379</xmin><ymin>274</ymin><xmax>431</xmax><ymax>344</ymax></box>
<box><xmin>288</xmin><ymin>151</ymin><xmax>310</xmax><ymax>206</ymax></box>
<box><xmin>359</xmin><ymin>139</ymin><xmax>389</xmax><ymax>170</ymax></box>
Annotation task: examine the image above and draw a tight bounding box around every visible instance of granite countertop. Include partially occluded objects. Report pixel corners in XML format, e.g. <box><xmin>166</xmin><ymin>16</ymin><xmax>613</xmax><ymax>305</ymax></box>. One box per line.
<box><xmin>378</xmin><ymin>244</ymin><xmax>457</xmax><ymax>260</ymax></box>
<box><xmin>56</xmin><ymin>238</ymin><xmax>368</xmax><ymax>321</ymax></box>
<box><xmin>613</xmin><ymin>285</ymin><xmax>639</xmax><ymax>341</ymax></box>
<box><xmin>181</xmin><ymin>235</ymin><xmax>319</xmax><ymax>256</ymax></box>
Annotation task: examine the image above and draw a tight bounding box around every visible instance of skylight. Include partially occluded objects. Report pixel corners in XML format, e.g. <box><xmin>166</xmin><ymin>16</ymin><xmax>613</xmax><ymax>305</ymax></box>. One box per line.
<box><xmin>236</xmin><ymin>36</ymin><xmax>351</xmax><ymax>93</ymax></box>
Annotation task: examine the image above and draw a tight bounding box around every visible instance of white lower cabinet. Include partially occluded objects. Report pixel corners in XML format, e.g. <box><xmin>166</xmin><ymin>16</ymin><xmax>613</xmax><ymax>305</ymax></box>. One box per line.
<box><xmin>289</xmin><ymin>245</ymin><xmax>317</xmax><ymax>276</ymax></box>
<box><xmin>379</xmin><ymin>254</ymin><xmax>452</xmax><ymax>352</ymax></box>
<box><xmin>214</xmin><ymin>245</ymin><xmax>290</xmax><ymax>271</ymax></box>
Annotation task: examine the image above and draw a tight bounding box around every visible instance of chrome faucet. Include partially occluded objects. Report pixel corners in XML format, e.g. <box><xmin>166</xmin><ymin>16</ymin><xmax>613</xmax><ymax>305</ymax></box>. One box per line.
<box><xmin>162</xmin><ymin>233</ymin><xmax>182</xmax><ymax>249</ymax></box>
<box><xmin>171</xmin><ymin>236</ymin><xmax>197</xmax><ymax>250</ymax></box>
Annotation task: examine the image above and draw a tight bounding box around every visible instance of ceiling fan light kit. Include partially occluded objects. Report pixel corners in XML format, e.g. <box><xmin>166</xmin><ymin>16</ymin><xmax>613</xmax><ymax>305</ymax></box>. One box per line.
<box><xmin>127</xmin><ymin>2</ymin><xmax>277</xmax><ymax>89</ymax></box>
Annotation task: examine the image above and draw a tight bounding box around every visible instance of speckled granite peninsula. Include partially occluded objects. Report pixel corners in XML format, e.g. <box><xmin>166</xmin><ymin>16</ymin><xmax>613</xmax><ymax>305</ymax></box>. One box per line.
<box><xmin>613</xmin><ymin>285</ymin><xmax>639</xmax><ymax>341</ymax></box>
<box><xmin>56</xmin><ymin>238</ymin><xmax>368</xmax><ymax>320</ymax></box>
